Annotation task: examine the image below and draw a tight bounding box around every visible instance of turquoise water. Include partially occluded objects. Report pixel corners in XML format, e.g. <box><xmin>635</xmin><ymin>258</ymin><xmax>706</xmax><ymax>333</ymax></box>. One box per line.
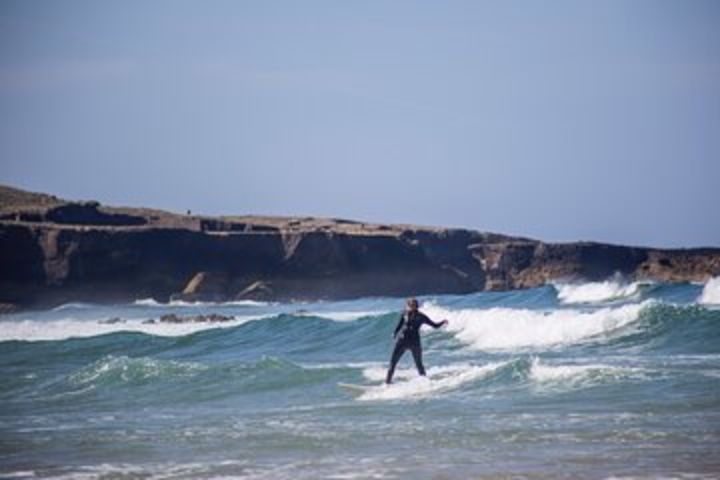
<box><xmin>1</xmin><ymin>280</ymin><xmax>720</xmax><ymax>479</ymax></box>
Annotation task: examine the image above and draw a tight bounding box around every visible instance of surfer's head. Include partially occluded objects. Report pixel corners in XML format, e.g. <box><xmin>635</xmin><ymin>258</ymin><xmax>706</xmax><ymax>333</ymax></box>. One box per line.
<box><xmin>406</xmin><ymin>297</ymin><xmax>419</xmax><ymax>312</ymax></box>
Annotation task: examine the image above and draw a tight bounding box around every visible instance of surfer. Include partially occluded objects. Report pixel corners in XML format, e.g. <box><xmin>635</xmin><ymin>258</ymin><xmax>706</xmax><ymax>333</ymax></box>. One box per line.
<box><xmin>385</xmin><ymin>298</ymin><xmax>448</xmax><ymax>384</ymax></box>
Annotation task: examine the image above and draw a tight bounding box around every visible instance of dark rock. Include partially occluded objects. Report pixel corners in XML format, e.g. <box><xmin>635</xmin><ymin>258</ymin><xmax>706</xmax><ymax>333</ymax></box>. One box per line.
<box><xmin>99</xmin><ymin>317</ymin><xmax>124</xmax><ymax>324</ymax></box>
<box><xmin>1</xmin><ymin>184</ymin><xmax>719</xmax><ymax>309</ymax></box>
<box><xmin>202</xmin><ymin>313</ymin><xmax>234</xmax><ymax>323</ymax></box>
<box><xmin>155</xmin><ymin>313</ymin><xmax>234</xmax><ymax>324</ymax></box>
<box><xmin>159</xmin><ymin>314</ymin><xmax>183</xmax><ymax>323</ymax></box>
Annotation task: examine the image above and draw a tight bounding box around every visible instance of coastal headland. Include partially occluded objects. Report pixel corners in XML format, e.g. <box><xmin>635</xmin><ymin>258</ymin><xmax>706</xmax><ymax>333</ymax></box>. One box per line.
<box><xmin>1</xmin><ymin>184</ymin><xmax>719</xmax><ymax>311</ymax></box>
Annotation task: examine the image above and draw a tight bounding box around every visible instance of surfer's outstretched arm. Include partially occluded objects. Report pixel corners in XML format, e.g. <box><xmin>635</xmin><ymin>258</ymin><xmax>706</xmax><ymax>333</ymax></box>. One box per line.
<box><xmin>421</xmin><ymin>313</ymin><xmax>448</xmax><ymax>329</ymax></box>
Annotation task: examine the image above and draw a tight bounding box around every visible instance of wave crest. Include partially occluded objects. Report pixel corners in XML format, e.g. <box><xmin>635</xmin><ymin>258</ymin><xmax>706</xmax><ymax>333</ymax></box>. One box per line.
<box><xmin>698</xmin><ymin>277</ymin><xmax>720</xmax><ymax>305</ymax></box>
<box><xmin>554</xmin><ymin>279</ymin><xmax>647</xmax><ymax>304</ymax></box>
<box><xmin>133</xmin><ymin>298</ymin><xmax>268</xmax><ymax>307</ymax></box>
<box><xmin>0</xmin><ymin>315</ymin><xmax>262</xmax><ymax>342</ymax></box>
<box><xmin>69</xmin><ymin>355</ymin><xmax>207</xmax><ymax>387</ymax></box>
<box><xmin>528</xmin><ymin>357</ymin><xmax>647</xmax><ymax>388</ymax></box>
<box><xmin>422</xmin><ymin>302</ymin><xmax>648</xmax><ymax>350</ymax></box>
<box><xmin>351</xmin><ymin>357</ymin><xmax>648</xmax><ymax>401</ymax></box>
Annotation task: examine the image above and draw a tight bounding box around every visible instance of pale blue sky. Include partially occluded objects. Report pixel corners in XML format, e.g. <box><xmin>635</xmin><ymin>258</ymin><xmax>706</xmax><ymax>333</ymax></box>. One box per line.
<box><xmin>1</xmin><ymin>1</ymin><xmax>718</xmax><ymax>247</ymax></box>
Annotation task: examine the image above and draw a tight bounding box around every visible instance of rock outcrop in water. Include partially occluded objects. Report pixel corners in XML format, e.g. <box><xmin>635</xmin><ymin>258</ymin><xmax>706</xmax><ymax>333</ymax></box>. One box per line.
<box><xmin>1</xmin><ymin>184</ymin><xmax>719</xmax><ymax>310</ymax></box>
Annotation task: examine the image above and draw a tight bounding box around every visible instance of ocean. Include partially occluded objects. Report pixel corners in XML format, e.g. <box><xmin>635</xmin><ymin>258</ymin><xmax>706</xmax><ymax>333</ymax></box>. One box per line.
<box><xmin>1</xmin><ymin>279</ymin><xmax>719</xmax><ymax>479</ymax></box>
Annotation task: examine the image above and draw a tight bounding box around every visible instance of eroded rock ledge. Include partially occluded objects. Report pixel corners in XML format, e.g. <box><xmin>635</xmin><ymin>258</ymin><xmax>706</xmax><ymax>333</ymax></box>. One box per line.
<box><xmin>1</xmin><ymin>184</ymin><xmax>718</xmax><ymax>310</ymax></box>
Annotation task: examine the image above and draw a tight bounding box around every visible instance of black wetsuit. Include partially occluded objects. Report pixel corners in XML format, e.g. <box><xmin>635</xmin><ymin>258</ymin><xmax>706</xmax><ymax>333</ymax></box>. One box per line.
<box><xmin>386</xmin><ymin>310</ymin><xmax>444</xmax><ymax>384</ymax></box>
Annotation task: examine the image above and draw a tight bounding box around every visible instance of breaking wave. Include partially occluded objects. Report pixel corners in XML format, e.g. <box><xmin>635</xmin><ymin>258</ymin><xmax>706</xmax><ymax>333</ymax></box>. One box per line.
<box><xmin>553</xmin><ymin>279</ymin><xmax>648</xmax><ymax>304</ymax></box>
<box><xmin>0</xmin><ymin>315</ymin><xmax>263</xmax><ymax>342</ymax></box>
<box><xmin>422</xmin><ymin>302</ymin><xmax>648</xmax><ymax>350</ymax></box>
<box><xmin>352</xmin><ymin>357</ymin><xmax>650</xmax><ymax>401</ymax></box>
<box><xmin>68</xmin><ymin>355</ymin><xmax>208</xmax><ymax>387</ymax></box>
<box><xmin>698</xmin><ymin>277</ymin><xmax>720</xmax><ymax>305</ymax></box>
<box><xmin>358</xmin><ymin>362</ymin><xmax>507</xmax><ymax>401</ymax></box>
<box><xmin>133</xmin><ymin>298</ymin><xmax>269</xmax><ymax>307</ymax></box>
<box><xmin>528</xmin><ymin>357</ymin><xmax>648</xmax><ymax>387</ymax></box>
<box><xmin>3</xmin><ymin>282</ymin><xmax>719</xmax><ymax>479</ymax></box>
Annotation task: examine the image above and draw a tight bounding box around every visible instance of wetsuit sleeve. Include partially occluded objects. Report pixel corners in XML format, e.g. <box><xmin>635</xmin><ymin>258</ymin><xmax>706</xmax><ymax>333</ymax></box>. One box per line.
<box><xmin>392</xmin><ymin>315</ymin><xmax>404</xmax><ymax>338</ymax></box>
<box><xmin>421</xmin><ymin>313</ymin><xmax>444</xmax><ymax>329</ymax></box>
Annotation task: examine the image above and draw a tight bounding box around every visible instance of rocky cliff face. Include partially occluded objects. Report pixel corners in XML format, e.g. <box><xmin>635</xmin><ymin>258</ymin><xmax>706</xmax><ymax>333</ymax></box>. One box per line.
<box><xmin>1</xmin><ymin>185</ymin><xmax>719</xmax><ymax>310</ymax></box>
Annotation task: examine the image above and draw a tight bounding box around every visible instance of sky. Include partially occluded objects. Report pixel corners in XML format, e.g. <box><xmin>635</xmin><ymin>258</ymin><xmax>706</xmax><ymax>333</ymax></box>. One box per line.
<box><xmin>0</xmin><ymin>1</ymin><xmax>718</xmax><ymax>248</ymax></box>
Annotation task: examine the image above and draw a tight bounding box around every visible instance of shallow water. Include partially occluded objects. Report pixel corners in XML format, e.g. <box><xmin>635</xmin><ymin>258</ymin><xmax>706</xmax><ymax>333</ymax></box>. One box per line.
<box><xmin>1</xmin><ymin>279</ymin><xmax>720</xmax><ymax>479</ymax></box>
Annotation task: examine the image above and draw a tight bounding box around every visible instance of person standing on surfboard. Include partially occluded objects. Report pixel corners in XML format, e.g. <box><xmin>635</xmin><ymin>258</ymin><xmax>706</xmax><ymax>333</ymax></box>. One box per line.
<box><xmin>385</xmin><ymin>298</ymin><xmax>448</xmax><ymax>384</ymax></box>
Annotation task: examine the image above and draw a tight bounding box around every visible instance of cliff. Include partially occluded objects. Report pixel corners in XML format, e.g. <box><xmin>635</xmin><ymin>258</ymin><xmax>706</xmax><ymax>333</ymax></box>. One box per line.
<box><xmin>1</xmin><ymin>185</ymin><xmax>719</xmax><ymax>310</ymax></box>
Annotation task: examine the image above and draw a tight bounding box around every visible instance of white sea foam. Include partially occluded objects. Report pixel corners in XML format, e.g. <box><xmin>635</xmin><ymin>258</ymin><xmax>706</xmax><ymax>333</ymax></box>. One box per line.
<box><xmin>698</xmin><ymin>277</ymin><xmax>720</xmax><ymax>305</ymax></box>
<box><xmin>29</xmin><ymin>460</ymin><xmax>252</xmax><ymax>480</ymax></box>
<box><xmin>530</xmin><ymin>358</ymin><xmax>602</xmax><ymax>382</ymax></box>
<box><xmin>69</xmin><ymin>355</ymin><xmax>208</xmax><ymax>386</ymax></box>
<box><xmin>38</xmin><ymin>458</ymin><xmax>398</xmax><ymax>480</ymax></box>
<box><xmin>51</xmin><ymin>302</ymin><xmax>95</xmax><ymax>311</ymax></box>
<box><xmin>357</xmin><ymin>362</ymin><xmax>506</xmax><ymax>401</ymax></box>
<box><xmin>3</xmin><ymin>471</ymin><xmax>35</xmax><ymax>478</ymax></box>
<box><xmin>554</xmin><ymin>279</ymin><xmax>645</xmax><ymax>304</ymax></box>
<box><xmin>302</xmin><ymin>361</ymin><xmax>383</xmax><ymax>370</ymax></box>
<box><xmin>529</xmin><ymin>357</ymin><xmax>645</xmax><ymax>386</ymax></box>
<box><xmin>134</xmin><ymin>299</ymin><xmax>388</xmax><ymax>321</ymax></box>
<box><xmin>133</xmin><ymin>298</ymin><xmax>166</xmax><ymax>306</ymax></box>
<box><xmin>0</xmin><ymin>315</ymin><xmax>264</xmax><ymax>342</ymax></box>
<box><xmin>0</xmin><ymin>307</ymin><xmax>390</xmax><ymax>342</ymax></box>
<box><xmin>422</xmin><ymin>301</ymin><xmax>648</xmax><ymax>350</ymax></box>
<box><xmin>133</xmin><ymin>298</ymin><xmax>268</xmax><ymax>307</ymax></box>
